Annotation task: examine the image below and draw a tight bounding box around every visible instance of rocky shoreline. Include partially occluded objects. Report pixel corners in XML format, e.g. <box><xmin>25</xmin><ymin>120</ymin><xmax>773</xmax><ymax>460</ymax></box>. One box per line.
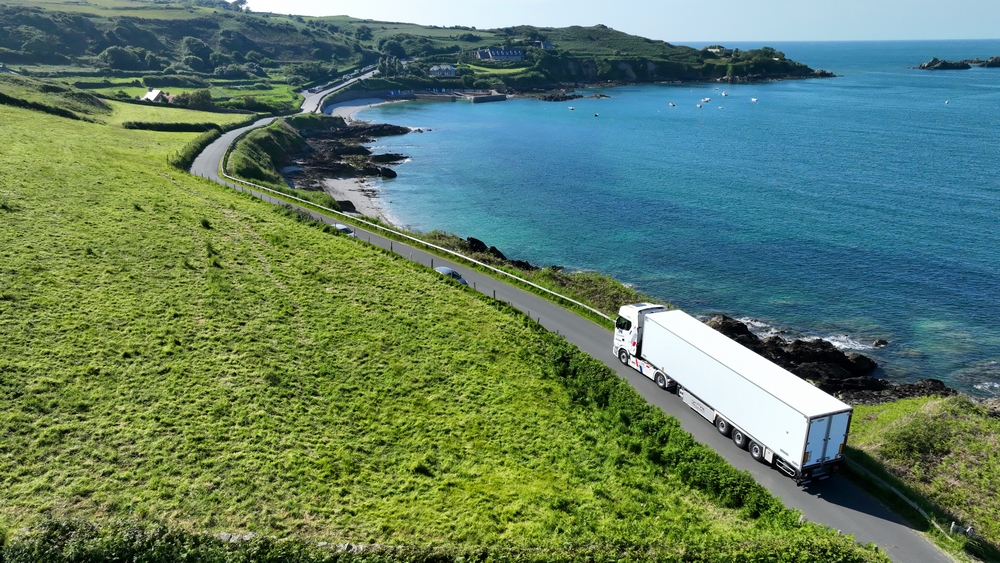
<box><xmin>704</xmin><ymin>315</ymin><xmax>958</xmax><ymax>406</ymax></box>
<box><xmin>281</xmin><ymin>120</ymin><xmax>411</xmax><ymax>213</ymax></box>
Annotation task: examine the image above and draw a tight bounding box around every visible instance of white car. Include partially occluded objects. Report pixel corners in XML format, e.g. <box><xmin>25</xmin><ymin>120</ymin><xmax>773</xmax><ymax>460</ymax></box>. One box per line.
<box><xmin>333</xmin><ymin>223</ymin><xmax>355</xmax><ymax>237</ymax></box>
<box><xmin>434</xmin><ymin>266</ymin><xmax>468</xmax><ymax>285</ymax></box>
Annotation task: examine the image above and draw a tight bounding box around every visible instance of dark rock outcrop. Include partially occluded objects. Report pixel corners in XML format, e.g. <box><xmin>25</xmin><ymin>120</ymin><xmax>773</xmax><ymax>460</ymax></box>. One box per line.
<box><xmin>466</xmin><ymin>237</ymin><xmax>488</xmax><ymax>253</ymax></box>
<box><xmin>916</xmin><ymin>56</ymin><xmax>1000</xmax><ymax>70</ymax></box>
<box><xmin>838</xmin><ymin>379</ymin><xmax>957</xmax><ymax>406</ymax></box>
<box><xmin>539</xmin><ymin>93</ymin><xmax>583</xmax><ymax>102</ymax></box>
<box><xmin>370</xmin><ymin>153</ymin><xmax>407</xmax><ymax>164</ymax></box>
<box><xmin>487</xmin><ymin>246</ymin><xmax>507</xmax><ymax>261</ymax></box>
<box><xmin>919</xmin><ymin>58</ymin><xmax>972</xmax><ymax>70</ymax></box>
<box><xmin>704</xmin><ymin>315</ymin><xmax>958</xmax><ymax>405</ymax></box>
<box><xmin>280</xmin><ymin>123</ymin><xmax>410</xmax><ymax>186</ymax></box>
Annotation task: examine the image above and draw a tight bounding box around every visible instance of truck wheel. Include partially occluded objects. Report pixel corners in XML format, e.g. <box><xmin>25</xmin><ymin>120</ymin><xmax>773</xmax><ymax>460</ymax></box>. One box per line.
<box><xmin>618</xmin><ymin>349</ymin><xmax>629</xmax><ymax>365</ymax></box>
<box><xmin>655</xmin><ymin>372</ymin><xmax>667</xmax><ymax>389</ymax></box>
<box><xmin>715</xmin><ymin>417</ymin><xmax>731</xmax><ymax>437</ymax></box>
<box><xmin>749</xmin><ymin>441</ymin><xmax>765</xmax><ymax>463</ymax></box>
<box><xmin>732</xmin><ymin>428</ymin><xmax>748</xmax><ymax>450</ymax></box>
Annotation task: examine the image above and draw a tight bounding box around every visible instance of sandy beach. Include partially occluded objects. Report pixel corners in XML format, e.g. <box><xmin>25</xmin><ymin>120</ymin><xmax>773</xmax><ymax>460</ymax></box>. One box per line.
<box><xmin>325</xmin><ymin>98</ymin><xmax>394</xmax><ymax>122</ymax></box>
<box><xmin>315</xmin><ymin>98</ymin><xmax>402</xmax><ymax>223</ymax></box>
<box><xmin>321</xmin><ymin>177</ymin><xmax>388</xmax><ymax>221</ymax></box>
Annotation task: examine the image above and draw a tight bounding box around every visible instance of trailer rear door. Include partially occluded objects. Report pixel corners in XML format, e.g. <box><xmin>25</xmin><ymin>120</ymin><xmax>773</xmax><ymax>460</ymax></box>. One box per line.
<box><xmin>825</xmin><ymin>411</ymin><xmax>851</xmax><ymax>460</ymax></box>
<box><xmin>804</xmin><ymin>415</ymin><xmax>830</xmax><ymax>466</ymax></box>
<box><xmin>804</xmin><ymin>411</ymin><xmax>851</xmax><ymax>466</ymax></box>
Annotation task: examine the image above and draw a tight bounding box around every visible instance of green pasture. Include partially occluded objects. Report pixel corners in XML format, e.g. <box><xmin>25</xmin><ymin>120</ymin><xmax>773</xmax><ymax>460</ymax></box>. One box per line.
<box><xmin>0</xmin><ymin>99</ymin><xmax>886</xmax><ymax>561</ymax></box>
<box><xmin>3</xmin><ymin>0</ymin><xmax>218</xmax><ymax>19</ymax></box>
<box><xmin>102</xmin><ymin>100</ymin><xmax>252</xmax><ymax>126</ymax></box>
<box><xmin>463</xmin><ymin>64</ymin><xmax>531</xmax><ymax>75</ymax></box>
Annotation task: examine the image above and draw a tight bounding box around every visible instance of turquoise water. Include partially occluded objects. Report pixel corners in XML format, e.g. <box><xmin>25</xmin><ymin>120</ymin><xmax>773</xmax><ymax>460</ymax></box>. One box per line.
<box><xmin>352</xmin><ymin>41</ymin><xmax>1000</xmax><ymax>396</ymax></box>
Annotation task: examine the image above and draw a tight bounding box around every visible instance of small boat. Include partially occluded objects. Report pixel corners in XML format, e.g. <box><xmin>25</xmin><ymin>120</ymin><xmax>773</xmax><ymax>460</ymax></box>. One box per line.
<box><xmin>721</xmin><ymin>92</ymin><xmax>728</xmax><ymax>96</ymax></box>
<box><xmin>701</xmin><ymin>97</ymin><xmax>711</xmax><ymax>102</ymax></box>
<box><xmin>568</xmin><ymin>106</ymin><xmax>574</xmax><ymax>110</ymax></box>
<box><xmin>669</xmin><ymin>102</ymin><xmax>675</xmax><ymax>107</ymax></box>
<box><xmin>696</xmin><ymin>104</ymin><xmax>702</xmax><ymax>108</ymax></box>
<box><xmin>945</xmin><ymin>100</ymin><xmax>949</xmax><ymax>104</ymax></box>
<box><xmin>718</xmin><ymin>106</ymin><xmax>724</xmax><ymax>109</ymax></box>
<box><xmin>594</xmin><ymin>113</ymin><xmax>599</xmax><ymax>117</ymax></box>
<box><xmin>751</xmin><ymin>98</ymin><xmax>758</xmax><ymax>102</ymax></box>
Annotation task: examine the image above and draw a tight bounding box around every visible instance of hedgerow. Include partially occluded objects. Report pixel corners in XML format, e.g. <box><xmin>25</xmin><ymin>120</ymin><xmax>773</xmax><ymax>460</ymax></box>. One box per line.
<box><xmin>168</xmin><ymin>128</ymin><xmax>222</xmax><ymax>170</ymax></box>
<box><xmin>0</xmin><ymin>91</ymin><xmax>81</xmax><ymax>120</ymax></box>
<box><xmin>122</xmin><ymin>121</ymin><xmax>222</xmax><ymax>132</ymax></box>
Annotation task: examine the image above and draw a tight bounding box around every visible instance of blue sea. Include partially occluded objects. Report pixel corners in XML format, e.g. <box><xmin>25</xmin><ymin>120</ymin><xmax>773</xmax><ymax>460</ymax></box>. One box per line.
<box><xmin>350</xmin><ymin>40</ymin><xmax>1000</xmax><ymax>397</ymax></box>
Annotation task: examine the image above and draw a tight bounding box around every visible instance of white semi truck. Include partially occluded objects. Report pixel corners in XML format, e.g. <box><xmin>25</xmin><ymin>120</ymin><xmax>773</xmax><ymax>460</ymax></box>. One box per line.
<box><xmin>613</xmin><ymin>303</ymin><xmax>852</xmax><ymax>484</ymax></box>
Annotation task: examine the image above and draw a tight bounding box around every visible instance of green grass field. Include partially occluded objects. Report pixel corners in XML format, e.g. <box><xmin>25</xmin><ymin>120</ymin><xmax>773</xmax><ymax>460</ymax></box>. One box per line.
<box><xmin>0</xmin><ymin>95</ymin><xmax>887</xmax><ymax>561</ymax></box>
<box><xmin>849</xmin><ymin>396</ymin><xmax>1000</xmax><ymax>552</ymax></box>
<box><xmin>4</xmin><ymin>0</ymin><xmax>223</xmax><ymax>19</ymax></box>
<box><xmin>102</xmin><ymin>100</ymin><xmax>253</xmax><ymax>126</ymax></box>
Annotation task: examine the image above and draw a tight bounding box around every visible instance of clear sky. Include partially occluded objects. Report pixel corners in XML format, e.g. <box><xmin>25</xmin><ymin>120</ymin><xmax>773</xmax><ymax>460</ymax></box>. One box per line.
<box><xmin>246</xmin><ymin>0</ymin><xmax>999</xmax><ymax>42</ymax></box>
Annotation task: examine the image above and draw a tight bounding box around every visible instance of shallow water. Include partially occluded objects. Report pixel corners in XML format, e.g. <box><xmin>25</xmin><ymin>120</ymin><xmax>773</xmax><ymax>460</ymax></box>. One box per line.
<box><xmin>353</xmin><ymin>40</ymin><xmax>1000</xmax><ymax>396</ymax></box>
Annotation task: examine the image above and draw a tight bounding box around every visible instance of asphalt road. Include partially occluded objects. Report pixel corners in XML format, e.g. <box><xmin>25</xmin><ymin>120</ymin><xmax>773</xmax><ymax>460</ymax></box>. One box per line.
<box><xmin>187</xmin><ymin>93</ymin><xmax>952</xmax><ymax>563</ymax></box>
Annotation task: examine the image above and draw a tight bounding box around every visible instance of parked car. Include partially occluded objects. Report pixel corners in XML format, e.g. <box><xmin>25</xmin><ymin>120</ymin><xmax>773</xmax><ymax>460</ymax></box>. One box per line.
<box><xmin>434</xmin><ymin>266</ymin><xmax>468</xmax><ymax>285</ymax></box>
<box><xmin>333</xmin><ymin>223</ymin><xmax>355</xmax><ymax>237</ymax></box>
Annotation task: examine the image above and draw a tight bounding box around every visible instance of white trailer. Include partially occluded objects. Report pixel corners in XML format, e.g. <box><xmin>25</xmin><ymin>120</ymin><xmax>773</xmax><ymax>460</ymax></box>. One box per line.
<box><xmin>613</xmin><ymin>303</ymin><xmax>852</xmax><ymax>484</ymax></box>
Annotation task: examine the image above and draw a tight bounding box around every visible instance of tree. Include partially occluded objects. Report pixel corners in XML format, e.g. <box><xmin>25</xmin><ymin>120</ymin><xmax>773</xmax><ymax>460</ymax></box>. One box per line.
<box><xmin>98</xmin><ymin>46</ymin><xmax>142</xmax><ymax>70</ymax></box>
<box><xmin>380</xmin><ymin>40</ymin><xmax>406</xmax><ymax>58</ymax></box>
<box><xmin>181</xmin><ymin>36</ymin><xmax>213</xmax><ymax>61</ymax></box>
<box><xmin>209</xmin><ymin>51</ymin><xmax>233</xmax><ymax>67</ymax></box>
<box><xmin>173</xmin><ymin>89</ymin><xmax>213</xmax><ymax>109</ymax></box>
<box><xmin>182</xmin><ymin>55</ymin><xmax>207</xmax><ymax>72</ymax></box>
<box><xmin>144</xmin><ymin>52</ymin><xmax>165</xmax><ymax>70</ymax></box>
<box><xmin>354</xmin><ymin>25</ymin><xmax>372</xmax><ymax>40</ymax></box>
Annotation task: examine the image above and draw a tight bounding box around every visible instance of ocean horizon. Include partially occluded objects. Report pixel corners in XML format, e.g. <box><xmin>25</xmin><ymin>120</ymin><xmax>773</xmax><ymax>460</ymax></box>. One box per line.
<box><xmin>347</xmin><ymin>39</ymin><xmax>1000</xmax><ymax>397</ymax></box>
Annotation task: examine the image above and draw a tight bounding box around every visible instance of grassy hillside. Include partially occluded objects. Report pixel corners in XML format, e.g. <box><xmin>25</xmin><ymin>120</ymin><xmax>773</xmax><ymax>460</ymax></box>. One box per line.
<box><xmin>0</xmin><ymin>80</ymin><xmax>885</xmax><ymax>561</ymax></box>
<box><xmin>2</xmin><ymin>0</ymin><xmax>821</xmax><ymax>99</ymax></box>
<box><xmin>849</xmin><ymin>396</ymin><xmax>1000</xmax><ymax>556</ymax></box>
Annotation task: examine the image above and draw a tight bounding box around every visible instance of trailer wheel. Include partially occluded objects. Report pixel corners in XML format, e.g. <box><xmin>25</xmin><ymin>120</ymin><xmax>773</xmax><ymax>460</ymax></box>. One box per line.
<box><xmin>715</xmin><ymin>417</ymin><xmax>731</xmax><ymax>437</ymax></box>
<box><xmin>749</xmin><ymin>441</ymin><xmax>765</xmax><ymax>463</ymax></box>
<box><xmin>732</xmin><ymin>428</ymin><xmax>748</xmax><ymax>450</ymax></box>
<box><xmin>655</xmin><ymin>372</ymin><xmax>667</xmax><ymax>389</ymax></box>
<box><xmin>618</xmin><ymin>349</ymin><xmax>629</xmax><ymax>365</ymax></box>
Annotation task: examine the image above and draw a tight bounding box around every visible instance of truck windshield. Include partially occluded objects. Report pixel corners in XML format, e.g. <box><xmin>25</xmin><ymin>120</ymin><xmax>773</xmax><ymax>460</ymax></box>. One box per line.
<box><xmin>615</xmin><ymin>316</ymin><xmax>632</xmax><ymax>331</ymax></box>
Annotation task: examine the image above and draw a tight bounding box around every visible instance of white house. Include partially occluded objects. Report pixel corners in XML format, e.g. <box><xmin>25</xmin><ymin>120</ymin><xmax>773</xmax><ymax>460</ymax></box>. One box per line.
<box><xmin>429</xmin><ymin>65</ymin><xmax>456</xmax><ymax>77</ymax></box>
<box><xmin>142</xmin><ymin>89</ymin><xmax>165</xmax><ymax>102</ymax></box>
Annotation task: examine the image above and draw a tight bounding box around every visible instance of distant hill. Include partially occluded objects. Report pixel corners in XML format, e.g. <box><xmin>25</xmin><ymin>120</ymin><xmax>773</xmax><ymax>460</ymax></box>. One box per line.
<box><xmin>0</xmin><ymin>0</ymin><xmax>827</xmax><ymax>88</ymax></box>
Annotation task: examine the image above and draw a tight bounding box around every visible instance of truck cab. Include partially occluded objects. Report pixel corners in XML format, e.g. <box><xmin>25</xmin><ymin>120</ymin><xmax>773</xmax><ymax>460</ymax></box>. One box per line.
<box><xmin>614</xmin><ymin>303</ymin><xmax>667</xmax><ymax>360</ymax></box>
<box><xmin>614</xmin><ymin>303</ymin><xmax>671</xmax><ymax>386</ymax></box>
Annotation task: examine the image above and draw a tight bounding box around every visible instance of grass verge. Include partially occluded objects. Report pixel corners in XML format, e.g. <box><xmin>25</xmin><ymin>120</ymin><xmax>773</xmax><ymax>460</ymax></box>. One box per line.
<box><xmin>846</xmin><ymin>396</ymin><xmax>1000</xmax><ymax>561</ymax></box>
